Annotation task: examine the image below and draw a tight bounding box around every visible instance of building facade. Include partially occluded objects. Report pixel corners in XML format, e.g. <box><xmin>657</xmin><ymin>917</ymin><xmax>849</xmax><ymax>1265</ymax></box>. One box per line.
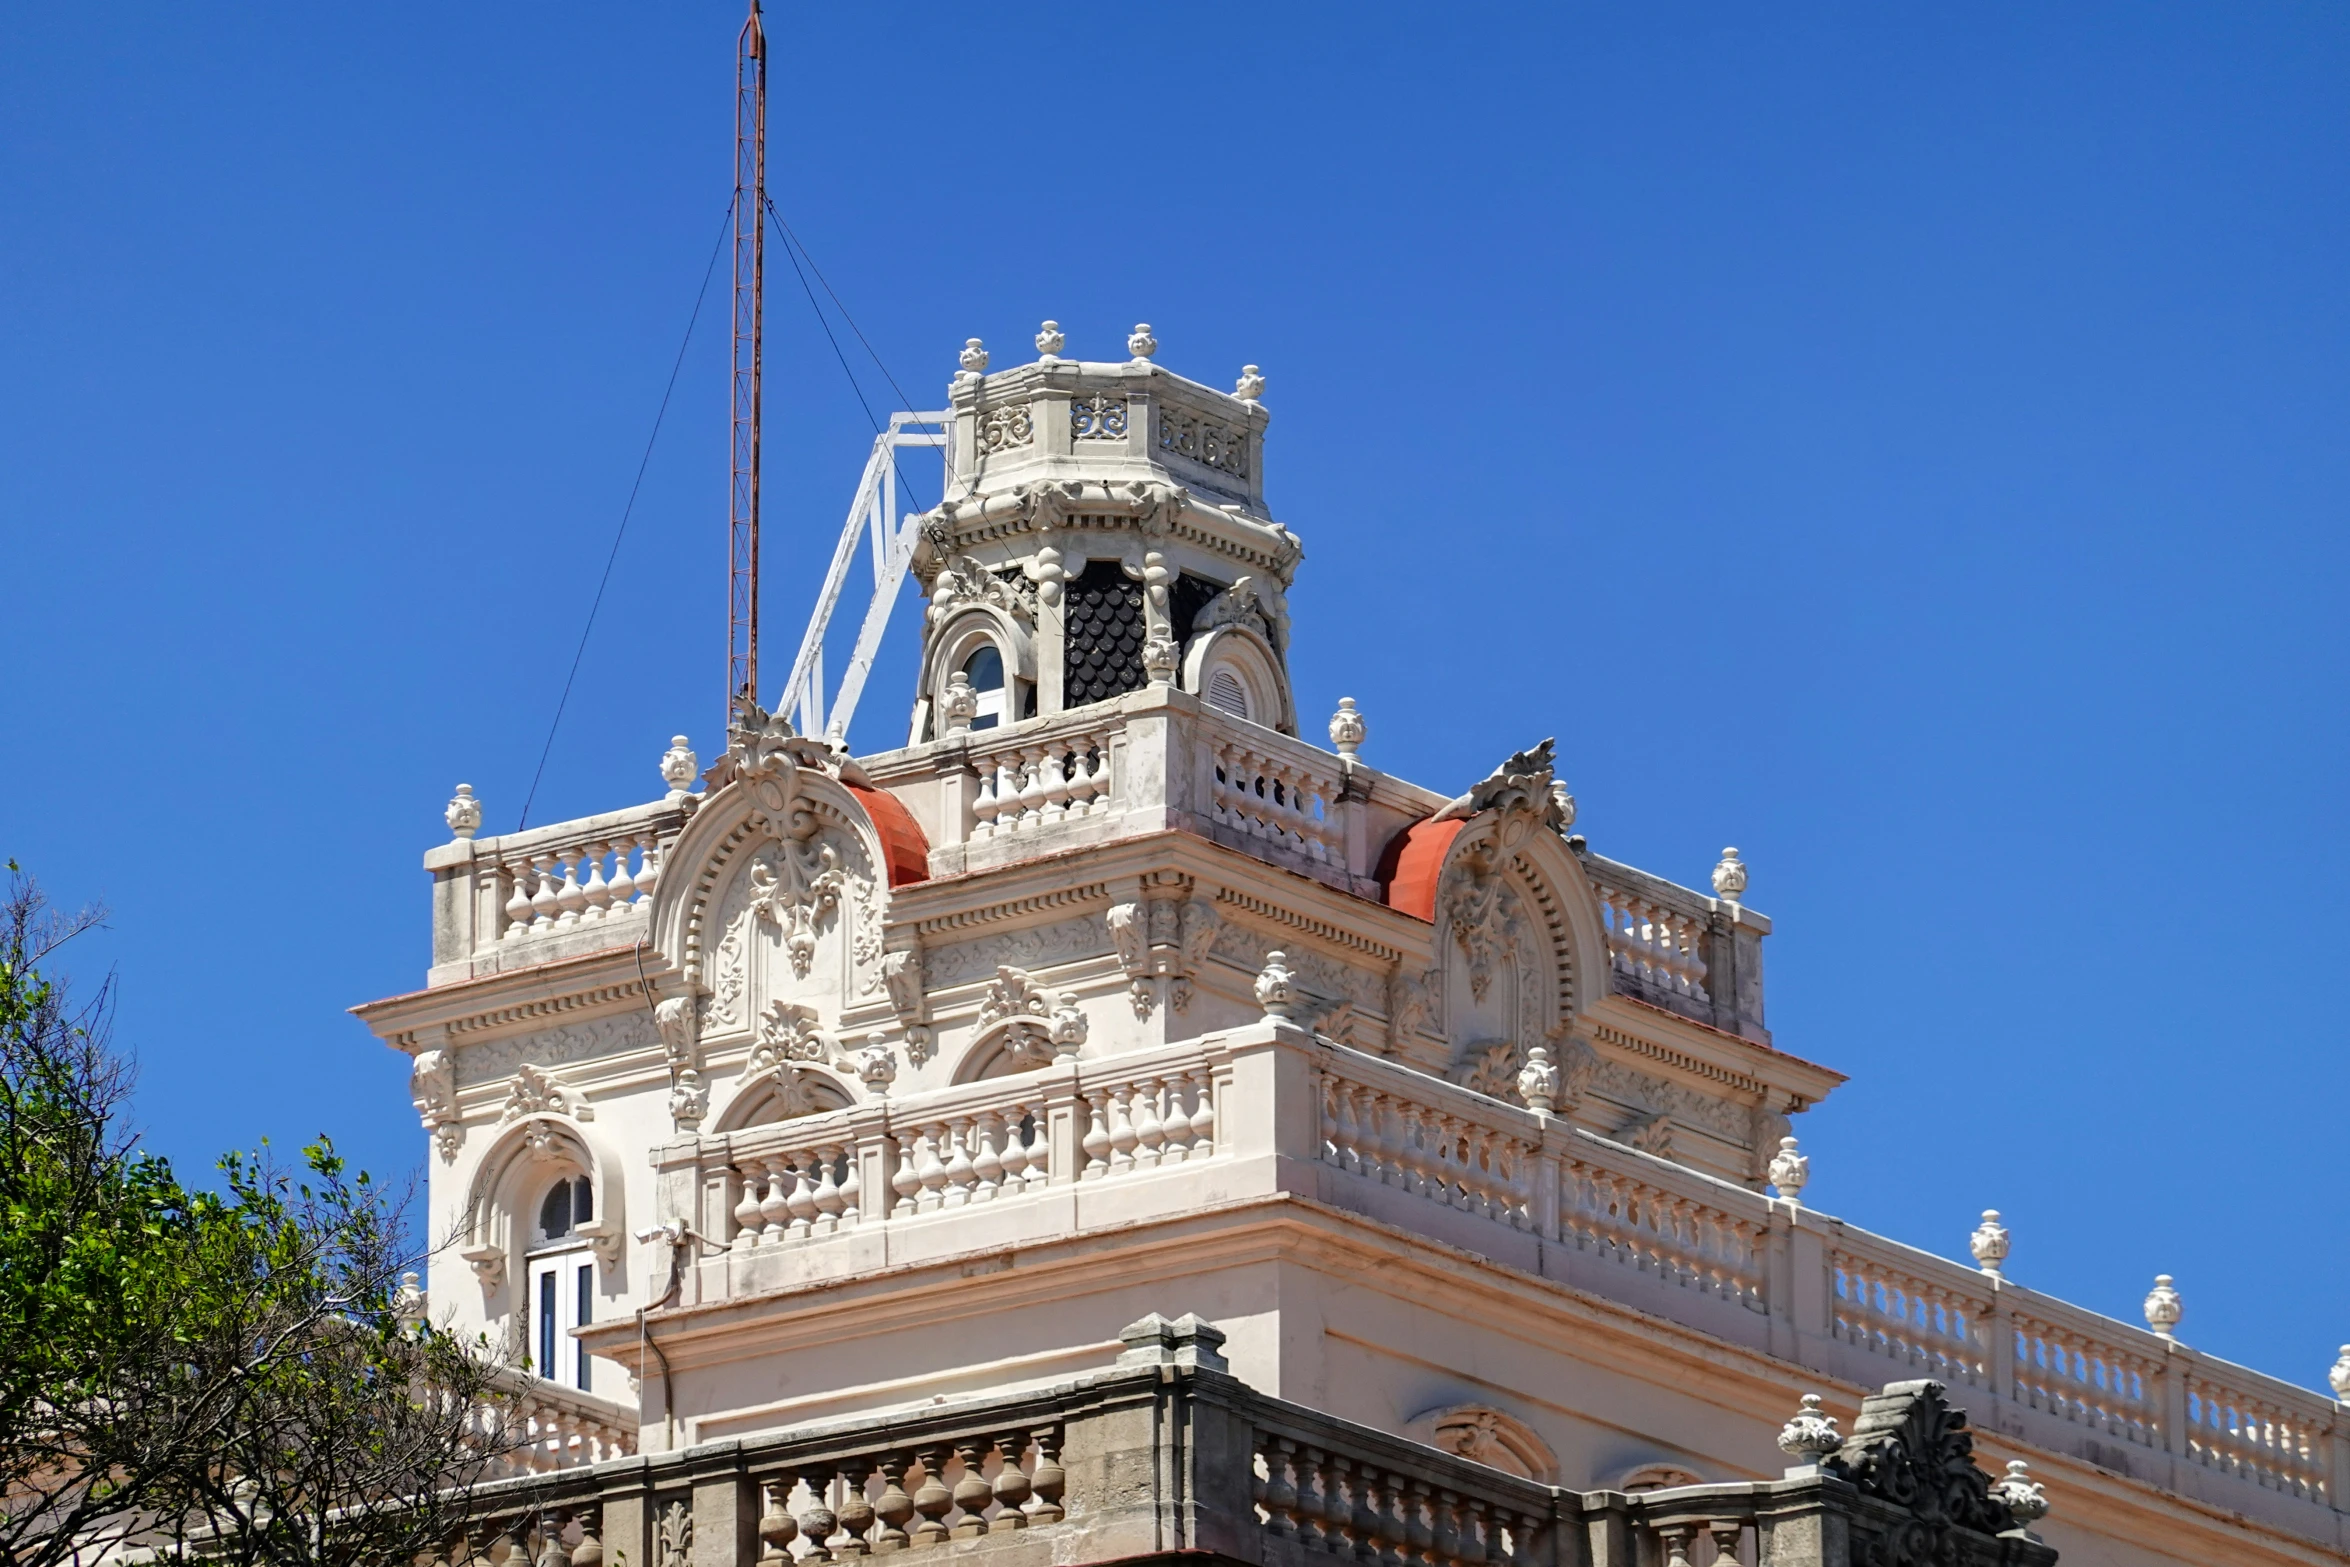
<box><xmin>358</xmin><ymin>331</ymin><xmax>2350</xmax><ymax>1567</ymax></box>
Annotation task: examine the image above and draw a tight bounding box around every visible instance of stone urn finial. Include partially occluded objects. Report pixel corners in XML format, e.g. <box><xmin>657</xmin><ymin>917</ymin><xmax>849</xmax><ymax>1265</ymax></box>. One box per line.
<box><xmin>1550</xmin><ymin>779</ymin><xmax>1577</xmax><ymax>830</ymax></box>
<box><xmin>2329</xmin><ymin>1346</ymin><xmax>2350</xmax><ymax>1402</ymax></box>
<box><xmin>1235</xmin><ymin>364</ymin><xmax>1266</xmax><ymax>400</ymax></box>
<box><xmin>1712</xmin><ymin>847</ymin><xmax>1747</xmax><ymax>903</ymax></box>
<box><xmin>1035</xmin><ymin>320</ymin><xmax>1064</xmax><ymax>358</ymax></box>
<box><xmin>1127</xmin><ymin>323</ymin><xmax>1158</xmax><ymax>361</ymax></box>
<box><xmin>1970</xmin><ymin>1209</ymin><xmax>2011</xmax><ymax>1278</ymax></box>
<box><xmin>959</xmin><ymin>337</ymin><xmax>989</xmax><ymax>374</ymax></box>
<box><xmin>941</xmin><ymin>670</ymin><xmax>979</xmax><ymax>735</ymax></box>
<box><xmin>660</xmin><ymin>735</ymin><xmax>699</xmax><ymax>804</ymax></box>
<box><xmin>1766</xmin><ymin>1135</ymin><xmax>1809</xmax><ymax>1203</ymax></box>
<box><xmin>392</xmin><ymin>1270</ymin><xmax>428</xmax><ymax>1333</ymax></box>
<box><xmin>1776</xmin><ymin>1393</ymin><xmax>1841</xmax><ymax>1463</ymax></box>
<box><xmin>1990</xmin><ymin>1460</ymin><xmax>2050</xmax><ymax>1530</ymax></box>
<box><xmin>1517</xmin><ymin>1043</ymin><xmax>1560</xmax><ymax>1115</ymax></box>
<box><xmin>1254</xmin><ymin>950</ymin><xmax>1297</xmax><ymax>1021</ymax></box>
<box><xmin>1328</xmin><ymin>697</ymin><xmax>1366</xmax><ymax>760</ymax></box>
<box><xmin>2144</xmin><ymin>1275</ymin><xmax>2184</xmax><ymax>1339</ymax></box>
<box><xmin>445</xmin><ymin>783</ymin><xmax>482</xmax><ymax>841</ymax></box>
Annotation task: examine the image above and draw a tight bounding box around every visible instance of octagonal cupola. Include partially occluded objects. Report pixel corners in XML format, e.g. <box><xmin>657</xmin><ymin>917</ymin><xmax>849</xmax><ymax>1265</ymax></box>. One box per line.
<box><xmin>905</xmin><ymin>323</ymin><xmax>1303</xmax><ymax>746</ymax></box>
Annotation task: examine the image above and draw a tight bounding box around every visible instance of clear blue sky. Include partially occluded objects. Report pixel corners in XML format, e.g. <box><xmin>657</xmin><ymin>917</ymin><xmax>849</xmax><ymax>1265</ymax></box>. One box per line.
<box><xmin>4</xmin><ymin>6</ymin><xmax>2344</xmax><ymax>1388</ymax></box>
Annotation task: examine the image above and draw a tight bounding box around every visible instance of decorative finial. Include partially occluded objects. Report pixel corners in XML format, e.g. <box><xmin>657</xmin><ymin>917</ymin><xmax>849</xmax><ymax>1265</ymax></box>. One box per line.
<box><xmin>1049</xmin><ymin>994</ymin><xmax>1088</xmax><ymax>1059</ymax></box>
<box><xmin>1712</xmin><ymin>847</ymin><xmax>1747</xmax><ymax>903</ymax></box>
<box><xmin>1127</xmin><ymin>323</ymin><xmax>1157</xmax><ymax>361</ymax></box>
<box><xmin>1767</xmin><ymin>1135</ymin><xmax>1809</xmax><ymax>1203</ymax></box>
<box><xmin>1970</xmin><ymin>1209</ymin><xmax>2011</xmax><ymax>1278</ymax></box>
<box><xmin>668</xmin><ymin>1069</ymin><xmax>707</xmax><ymax>1129</ymax></box>
<box><xmin>1035</xmin><ymin>320</ymin><xmax>1064</xmax><ymax>358</ymax></box>
<box><xmin>1328</xmin><ymin>697</ymin><xmax>1366</xmax><ymax>760</ymax></box>
<box><xmin>660</xmin><ymin>735</ymin><xmax>699</xmax><ymax>804</ymax></box>
<box><xmin>1254</xmin><ymin>950</ymin><xmax>1297</xmax><ymax>1021</ymax></box>
<box><xmin>1517</xmin><ymin>1043</ymin><xmax>1560</xmax><ymax>1115</ymax></box>
<box><xmin>1776</xmin><ymin>1393</ymin><xmax>1841</xmax><ymax>1462</ymax></box>
<box><xmin>1550</xmin><ymin>779</ymin><xmax>1577</xmax><ymax>830</ymax></box>
<box><xmin>445</xmin><ymin>784</ymin><xmax>482</xmax><ymax>841</ymax></box>
<box><xmin>392</xmin><ymin>1270</ymin><xmax>428</xmax><ymax>1332</ymax></box>
<box><xmin>2144</xmin><ymin>1274</ymin><xmax>2183</xmax><ymax>1338</ymax></box>
<box><xmin>2329</xmin><ymin>1346</ymin><xmax>2350</xmax><ymax>1401</ymax></box>
<box><xmin>1235</xmin><ymin>364</ymin><xmax>1265</xmax><ymax>400</ymax></box>
<box><xmin>854</xmin><ymin>1033</ymin><xmax>899</xmax><ymax>1092</ymax></box>
<box><xmin>940</xmin><ymin>669</ymin><xmax>978</xmax><ymax>735</ymax></box>
<box><xmin>1989</xmin><ymin>1460</ymin><xmax>2050</xmax><ymax>1530</ymax></box>
<box><xmin>959</xmin><ymin>337</ymin><xmax>989</xmax><ymax>374</ymax></box>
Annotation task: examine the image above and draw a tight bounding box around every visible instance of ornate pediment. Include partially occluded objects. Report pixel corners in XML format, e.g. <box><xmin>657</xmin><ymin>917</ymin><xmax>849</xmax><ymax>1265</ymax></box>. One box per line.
<box><xmin>1826</xmin><ymin>1380</ymin><xmax>2017</xmax><ymax>1545</ymax></box>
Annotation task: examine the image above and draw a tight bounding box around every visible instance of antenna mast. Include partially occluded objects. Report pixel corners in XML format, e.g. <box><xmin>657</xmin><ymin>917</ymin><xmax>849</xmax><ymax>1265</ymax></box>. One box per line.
<box><xmin>728</xmin><ymin>0</ymin><xmax>766</xmax><ymax>713</ymax></box>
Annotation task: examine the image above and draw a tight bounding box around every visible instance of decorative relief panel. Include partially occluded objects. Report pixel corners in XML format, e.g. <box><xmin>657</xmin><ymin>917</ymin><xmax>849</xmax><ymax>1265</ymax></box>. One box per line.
<box><xmin>1587</xmin><ymin>1057</ymin><xmax>1752</xmax><ymax>1145</ymax></box>
<box><xmin>1070</xmin><ymin>393</ymin><xmax>1128</xmax><ymax>441</ymax></box>
<box><xmin>1158</xmin><ymin>409</ymin><xmax>1248</xmax><ymax>478</ymax></box>
<box><xmin>455</xmin><ymin>1013</ymin><xmax>658</xmax><ymax>1088</ymax></box>
<box><xmin>977</xmin><ymin>400</ymin><xmax>1033</xmax><ymax>454</ymax></box>
<box><xmin>924</xmin><ymin>913</ymin><xmax>1105</xmax><ymax>990</ymax></box>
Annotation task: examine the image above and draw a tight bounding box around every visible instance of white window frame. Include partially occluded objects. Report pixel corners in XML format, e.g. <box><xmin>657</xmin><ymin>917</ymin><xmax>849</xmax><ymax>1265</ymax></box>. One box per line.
<box><xmin>527</xmin><ymin>1244</ymin><xmax>597</xmax><ymax>1392</ymax></box>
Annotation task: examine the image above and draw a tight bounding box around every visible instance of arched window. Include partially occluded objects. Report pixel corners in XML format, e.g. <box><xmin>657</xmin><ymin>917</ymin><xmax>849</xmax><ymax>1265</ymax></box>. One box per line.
<box><xmin>528</xmin><ymin>1174</ymin><xmax>595</xmax><ymax>1391</ymax></box>
<box><xmin>963</xmin><ymin>644</ymin><xmax>1007</xmax><ymax>731</ymax></box>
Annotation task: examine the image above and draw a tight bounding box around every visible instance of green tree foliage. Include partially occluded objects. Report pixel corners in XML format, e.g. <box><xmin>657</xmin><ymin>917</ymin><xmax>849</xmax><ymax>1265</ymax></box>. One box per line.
<box><xmin>0</xmin><ymin>868</ymin><xmax>519</xmax><ymax>1567</ymax></box>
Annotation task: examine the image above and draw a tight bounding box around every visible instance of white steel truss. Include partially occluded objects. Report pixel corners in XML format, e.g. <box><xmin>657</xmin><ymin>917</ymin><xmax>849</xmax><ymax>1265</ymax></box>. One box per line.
<box><xmin>776</xmin><ymin>411</ymin><xmax>950</xmax><ymax>742</ymax></box>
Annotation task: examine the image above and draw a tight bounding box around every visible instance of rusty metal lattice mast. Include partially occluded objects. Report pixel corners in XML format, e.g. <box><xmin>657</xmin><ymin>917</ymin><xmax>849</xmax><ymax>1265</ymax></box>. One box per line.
<box><xmin>727</xmin><ymin>0</ymin><xmax>766</xmax><ymax>713</ymax></box>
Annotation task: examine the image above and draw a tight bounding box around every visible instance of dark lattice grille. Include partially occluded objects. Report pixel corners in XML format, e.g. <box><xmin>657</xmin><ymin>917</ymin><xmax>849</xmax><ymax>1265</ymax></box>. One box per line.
<box><xmin>1064</xmin><ymin>560</ymin><xmax>1145</xmax><ymax>706</ymax></box>
<box><xmin>1171</xmin><ymin>573</ymin><xmax>1223</xmax><ymax>647</ymax></box>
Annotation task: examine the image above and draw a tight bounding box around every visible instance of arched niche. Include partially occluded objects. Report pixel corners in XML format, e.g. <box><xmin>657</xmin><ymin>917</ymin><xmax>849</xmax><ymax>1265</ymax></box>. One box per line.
<box><xmin>458</xmin><ymin>1113</ymin><xmax>626</xmax><ymax>1302</ymax></box>
<box><xmin>1414</xmin><ymin>808</ymin><xmax>1610</xmax><ymax>1098</ymax></box>
<box><xmin>948</xmin><ymin>967</ymin><xmax>1084</xmax><ymax>1085</ymax></box>
<box><xmin>918</xmin><ymin>606</ymin><xmax>1035</xmax><ymax>741</ymax></box>
<box><xmin>710</xmin><ymin>1063</ymin><xmax>856</xmax><ymax>1134</ymax></box>
<box><xmin>1403</xmin><ymin>1404</ymin><xmax>1559</xmax><ymax>1485</ymax></box>
<box><xmin>1182</xmin><ymin>623</ymin><xmax>1293</xmax><ymax>734</ymax></box>
<box><xmin>650</xmin><ymin>759</ymin><xmax>897</xmax><ymax>1051</ymax></box>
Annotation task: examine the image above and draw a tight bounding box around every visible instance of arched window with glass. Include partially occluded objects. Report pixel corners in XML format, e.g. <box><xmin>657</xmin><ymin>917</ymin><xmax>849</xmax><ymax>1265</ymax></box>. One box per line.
<box><xmin>529</xmin><ymin>1173</ymin><xmax>596</xmax><ymax>1391</ymax></box>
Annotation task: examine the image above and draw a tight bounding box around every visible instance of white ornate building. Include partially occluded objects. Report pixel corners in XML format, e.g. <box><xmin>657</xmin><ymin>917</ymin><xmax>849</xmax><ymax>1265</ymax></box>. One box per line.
<box><xmin>360</xmin><ymin>332</ymin><xmax>2349</xmax><ymax>1567</ymax></box>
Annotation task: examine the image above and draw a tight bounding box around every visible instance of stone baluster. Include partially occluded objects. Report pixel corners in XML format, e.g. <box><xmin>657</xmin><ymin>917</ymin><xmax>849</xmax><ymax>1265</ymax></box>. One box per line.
<box><xmin>835</xmin><ymin>1145</ymin><xmax>861</xmax><ymax>1229</ymax></box>
<box><xmin>500</xmin><ymin>862</ymin><xmax>533</xmax><ymax>939</ymax></box>
<box><xmin>1081</xmin><ymin>1093</ymin><xmax>1113</xmax><ymax>1178</ymax></box>
<box><xmin>911</xmin><ymin>1447</ymin><xmax>954</xmax><ymax>1545</ymax></box>
<box><xmin>756</xmin><ymin>1482</ymin><xmax>797</xmax><ymax>1567</ymax></box>
<box><xmin>810</xmin><ymin>1146</ymin><xmax>848</xmax><ymax>1233</ymax></box>
<box><xmin>635</xmin><ymin>835</ymin><xmax>663</xmax><ymax>904</ymax></box>
<box><xmin>1026</xmin><ymin>1426</ymin><xmax>1066</xmax><ymax>1522</ymax></box>
<box><xmin>1131</xmin><ymin>1078</ymin><xmax>1166</xmax><ymax>1168</ymax></box>
<box><xmin>796</xmin><ymin>1465</ymin><xmax>840</xmax><ymax>1562</ymax></box>
<box><xmin>780</xmin><ymin>1156</ymin><xmax>817</xmax><ymax>1239</ymax></box>
<box><xmin>835</xmin><ymin>1459</ymin><xmax>876</xmax><ymax>1556</ymax></box>
<box><xmin>551</xmin><ymin>853</ymin><xmax>586</xmax><ymax>928</ymax></box>
<box><xmin>951</xmin><ymin>1438</ymin><xmax>993</xmax><ymax>1537</ymax></box>
<box><xmin>890</xmin><ymin>1130</ymin><xmax>925</xmax><ymax>1216</ymax></box>
<box><xmin>940</xmin><ymin>1117</ymin><xmax>977</xmax><ymax>1206</ymax></box>
<box><xmin>990</xmin><ymin>1431</ymin><xmax>1032</xmax><ymax>1531</ymax></box>
<box><xmin>606</xmin><ymin>836</ymin><xmax>637</xmax><ymax>907</ymax></box>
<box><xmin>732</xmin><ymin>1160</ymin><xmax>767</xmax><ymax>1246</ymax></box>
<box><xmin>1107</xmin><ymin>1084</ymin><xmax>1139</xmax><ymax>1173</ymax></box>
<box><xmin>970</xmin><ymin>1112</ymin><xmax>1005</xmax><ymax>1202</ymax></box>
<box><xmin>1328</xmin><ymin>1079</ymin><xmax>1360</xmax><ymax>1173</ymax></box>
<box><xmin>915</xmin><ymin>1123</ymin><xmax>951</xmax><ymax>1211</ymax></box>
<box><xmin>1013</xmin><ymin>753</ymin><xmax>1049</xmax><ymax>829</ymax></box>
<box><xmin>996</xmin><ymin>1106</ymin><xmax>1031</xmax><ymax>1191</ymax></box>
<box><xmin>873</xmin><ymin>1455</ymin><xmax>915</xmax><ymax>1551</ymax></box>
<box><xmin>579</xmin><ymin>842</ymin><xmax>611</xmax><ymax>920</ymax></box>
<box><xmin>1037</xmin><ymin>749</ymin><xmax>1071</xmax><ymax>822</ymax></box>
<box><xmin>971</xmin><ymin>764</ymin><xmax>1003</xmax><ymax>838</ymax></box>
<box><xmin>757</xmin><ymin>1160</ymin><xmax>792</xmax><ymax>1241</ymax></box>
<box><xmin>1257</xmin><ymin>1436</ymin><xmax>1299</xmax><ymax>1537</ymax></box>
<box><xmin>526</xmin><ymin>854</ymin><xmax>559</xmax><ymax>930</ymax></box>
<box><xmin>1187</xmin><ymin>1067</ymin><xmax>1216</xmax><ymax>1154</ymax></box>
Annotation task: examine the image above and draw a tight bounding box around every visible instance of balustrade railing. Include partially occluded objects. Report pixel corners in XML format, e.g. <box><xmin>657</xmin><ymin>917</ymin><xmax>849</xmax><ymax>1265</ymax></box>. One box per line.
<box><xmin>1206</xmin><ymin>730</ymin><xmax>1343</xmax><ymax>867</ymax></box>
<box><xmin>969</xmin><ymin>715</ymin><xmax>1120</xmax><ymax>839</ymax></box>
<box><xmin>492</xmin><ymin>1374</ymin><xmax>638</xmax><ymax>1475</ymax></box>
<box><xmin>430</xmin><ymin>798</ymin><xmax>685</xmax><ymax>968</ymax></box>
<box><xmin>675</xmin><ymin>1024</ymin><xmax>2344</xmax><ymax>1537</ymax></box>
<box><xmin>1591</xmin><ymin>876</ymin><xmax>1710</xmax><ymax>1006</ymax></box>
<box><xmin>492</xmin><ymin>830</ymin><xmax>665</xmax><ymax>944</ymax></box>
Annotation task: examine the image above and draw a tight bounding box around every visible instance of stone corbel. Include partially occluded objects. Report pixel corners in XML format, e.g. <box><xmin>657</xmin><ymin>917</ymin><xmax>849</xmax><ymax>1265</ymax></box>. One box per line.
<box><xmin>1121</xmin><ymin>548</ymin><xmax>1179</xmax><ymax>685</ymax></box>
<box><xmin>573</xmin><ymin>1220</ymin><xmax>623</xmax><ymax>1274</ymax></box>
<box><xmin>1386</xmin><ymin>965</ymin><xmax>1433</xmax><ymax>1056</ymax></box>
<box><xmin>879</xmin><ymin>945</ymin><xmax>932</xmax><ymax>1064</ymax></box>
<box><xmin>409</xmin><ymin>1042</ymin><xmax>462</xmax><ymax>1164</ymax></box>
<box><xmin>460</xmin><ymin>1243</ymin><xmax>505</xmax><ymax>1294</ymax></box>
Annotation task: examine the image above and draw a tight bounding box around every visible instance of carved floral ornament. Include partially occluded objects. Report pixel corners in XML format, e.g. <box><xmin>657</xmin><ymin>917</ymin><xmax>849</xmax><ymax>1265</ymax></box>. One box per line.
<box><xmin>1405</xmin><ymin>1405</ymin><xmax>1557</xmax><ymax>1484</ymax></box>
<box><xmin>409</xmin><ymin>1047</ymin><xmax>460</xmax><ymax>1163</ymax></box>
<box><xmin>973</xmin><ymin>964</ymin><xmax>1086</xmax><ymax>1072</ymax></box>
<box><xmin>1106</xmin><ymin>896</ymin><xmax>1220</xmax><ymax>1018</ymax></box>
<box><xmin>1821</xmin><ymin>1381</ymin><xmax>2040</xmax><ymax>1552</ymax></box>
